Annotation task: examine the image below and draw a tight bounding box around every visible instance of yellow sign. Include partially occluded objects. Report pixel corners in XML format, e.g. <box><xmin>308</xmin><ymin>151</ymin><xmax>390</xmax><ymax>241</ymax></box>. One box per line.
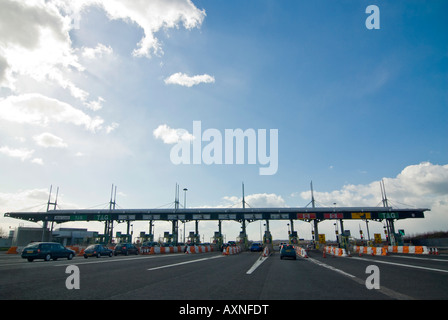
<box><xmin>374</xmin><ymin>233</ymin><xmax>382</xmax><ymax>244</ymax></box>
<box><xmin>318</xmin><ymin>234</ymin><xmax>326</xmax><ymax>244</ymax></box>
<box><xmin>351</xmin><ymin>212</ymin><xmax>371</xmax><ymax>219</ymax></box>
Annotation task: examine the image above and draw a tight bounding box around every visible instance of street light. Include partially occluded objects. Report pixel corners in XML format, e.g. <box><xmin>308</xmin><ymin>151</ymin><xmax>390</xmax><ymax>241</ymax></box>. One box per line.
<box><xmin>183</xmin><ymin>188</ymin><xmax>188</xmax><ymax>243</ymax></box>
<box><xmin>183</xmin><ymin>188</ymin><xmax>188</xmax><ymax>209</ymax></box>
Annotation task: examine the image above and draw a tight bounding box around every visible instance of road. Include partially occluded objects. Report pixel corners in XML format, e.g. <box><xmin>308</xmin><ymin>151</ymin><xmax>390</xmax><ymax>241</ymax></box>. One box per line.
<box><xmin>0</xmin><ymin>249</ymin><xmax>447</xmax><ymax>302</ymax></box>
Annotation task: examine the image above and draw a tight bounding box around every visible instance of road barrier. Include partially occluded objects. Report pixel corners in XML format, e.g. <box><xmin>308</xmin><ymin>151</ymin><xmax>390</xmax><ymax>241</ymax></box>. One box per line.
<box><xmin>353</xmin><ymin>246</ymin><xmax>387</xmax><ymax>256</ymax></box>
<box><xmin>141</xmin><ymin>246</ymin><xmax>185</xmax><ymax>254</ymax></box>
<box><xmin>324</xmin><ymin>246</ymin><xmax>348</xmax><ymax>257</ymax></box>
<box><xmin>387</xmin><ymin>246</ymin><xmax>430</xmax><ymax>255</ymax></box>
<box><xmin>294</xmin><ymin>246</ymin><xmax>308</xmax><ymax>258</ymax></box>
<box><xmin>223</xmin><ymin>246</ymin><xmax>242</xmax><ymax>255</ymax></box>
<box><xmin>140</xmin><ymin>245</ymin><xmax>215</xmax><ymax>255</ymax></box>
<box><xmin>185</xmin><ymin>245</ymin><xmax>214</xmax><ymax>254</ymax></box>
<box><xmin>6</xmin><ymin>246</ymin><xmax>19</xmax><ymax>254</ymax></box>
<box><xmin>262</xmin><ymin>246</ymin><xmax>270</xmax><ymax>257</ymax></box>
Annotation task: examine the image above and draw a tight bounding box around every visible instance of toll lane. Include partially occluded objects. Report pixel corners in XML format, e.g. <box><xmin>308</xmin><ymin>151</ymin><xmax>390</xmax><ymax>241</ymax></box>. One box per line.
<box><xmin>0</xmin><ymin>250</ymin><xmax>447</xmax><ymax>300</ymax></box>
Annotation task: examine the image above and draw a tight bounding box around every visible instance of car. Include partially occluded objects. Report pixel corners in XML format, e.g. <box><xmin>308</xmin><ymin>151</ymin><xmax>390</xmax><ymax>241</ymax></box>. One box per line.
<box><xmin>83</xmin><ymin>244</ymin><xmax>113</xmax><ymax>258</ymax></box>
<box><xmin>114</xmin><ymin>243</ymin><xmax>139</xmax><ymax>256</ymax></box>
<box><xmin>250</xmin><ymin>242</ymin><xmax>263</xmax><ymax>252</ymax></box>
<box><xmin>21</xmin><ymin>242</ymin><xmax>75</xmax><ymax>262</ymax></box>
<box><xmin>280</xmin><ymin>244</ymin><xmax>296</xmax><ymax>260</ymax></box>
<box><xmin>278</xmin><ymin>242</ymin><xmax>288</xmax><ymax>249</ymax></box>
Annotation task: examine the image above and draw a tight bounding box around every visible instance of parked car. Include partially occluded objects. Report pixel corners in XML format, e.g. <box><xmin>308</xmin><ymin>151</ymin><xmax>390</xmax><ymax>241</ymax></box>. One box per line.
<box><xmin>21</xmin><ymin>242</ymin><xmax>75</xmax><ymax>262</ymax></box>
<box><xmin>114</xmin><ymin>243</ymin><xmax>139</xmax><ymax>256</ymax></box>
<box><xmin>250</xmin><ymin>242</ymin><xmax>263</xmax><ymax>252</ymax></box>
<box><xmin>83</xmin><ymin>244</ymin><xmax>113</xmax><ymax>258</ymax></box>
<box><xmin>280</xmin><ymin>244</ymin><xmax>296</xmax><ymax>260</ymax></box>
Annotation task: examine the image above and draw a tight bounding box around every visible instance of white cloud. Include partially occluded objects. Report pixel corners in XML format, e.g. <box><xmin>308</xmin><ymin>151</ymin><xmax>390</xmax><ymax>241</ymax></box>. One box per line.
<box><xmin>0</xmin><ymin>93</ymin><xmax>104</xmax><ymax>132</ymax></box>
<box><xmin>164</xmin><ymin>72</ymin><xmax>215</xmax><ymax>87</ymax></box>
<box><xmin>0</xmin><ymin>0</ymin><xmax>86</xmax><ymax>99</ymax></box>
<box><xmin>299</xmin><ymin>162</ymin><xmax>448</xmax><ymax>236</ymax></box>
<box><xmin>93</xmin><ymin>0</ymin><xmax>206</xmax><ymax>58</ymax></box>
<box><xmin>84</xmin><ymin>97</ymin><xmax>105</xmax><ymax>111</ymax></box>
<box><xmin>33</xmin><ymin>132</ymin><xmax>68</xmax><ymax>149</ymax></box>
<box><xmin>31</xmin><ymin>158</ymin><xmax>44</xmax><ymax>165</ymax></box>
<box><xmin>0</xmin><ymin>146</ymin><xmax>34</xmax><ymax>162</ymax></box>
<box><xmin>106</xmin><ymin>122</ymin><xmax>120</xmax><ymax>134</ymax></box>
<box><xmin>153</xmin><ymin>124</ymin><xmax>194</xmax><ymax>144</ymax></box>
<box><xmin>57</xmin><ymin>0</ymin><xmax>206</xmax><ymax>58</ymax></box>
<box><xmin>81</xmin><ymin>44</ymin><xmax>113</xmax><ymax>59</ymax></box>
<box><xmin>222</xmin><ymin>193</ymin><xmax>287</xmax><ymax>208</ymax></box>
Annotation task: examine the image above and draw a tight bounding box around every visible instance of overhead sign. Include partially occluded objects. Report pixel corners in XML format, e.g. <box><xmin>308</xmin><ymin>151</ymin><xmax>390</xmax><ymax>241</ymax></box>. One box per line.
<box><xmin>378</xmin><ymin>212</ymin><xmax>399</xmax><ymax>219</ymax></box>
<box><xmin>351</xmin><ymin>212</ymin><xmax>371</xmax><ymax>219</ymax></box>
<box><xmin>324</xmin><ymin>213</ymin><xmax>343</xmax><ymax>219</ymax></box>
<box><xmin>297</xmin><ymin>213</ymin><xmax>316</xmax><ymax>219</ymax></box>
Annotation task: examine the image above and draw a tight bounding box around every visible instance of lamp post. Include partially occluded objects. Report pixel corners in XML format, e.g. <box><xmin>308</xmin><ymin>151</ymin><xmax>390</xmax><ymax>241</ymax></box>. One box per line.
<box><xmin>183</xmin><ymin>188</ymin><xmax>188</xmax><ymax>244</ymax></box>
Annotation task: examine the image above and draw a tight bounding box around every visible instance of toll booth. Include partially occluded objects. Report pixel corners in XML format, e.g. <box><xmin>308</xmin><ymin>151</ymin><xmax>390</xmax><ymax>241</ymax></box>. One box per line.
<box><xmin>289</xmin><ymin>231</ymin><xmax>298</xmax><ymax>245</ymax></box>
<box><xmin>116</xmin><ymin>232</ymin><xmax>132</xmax><ymax>243</ymax></box>
<box><xmin>137</xmin><ymin>232</ymin><xmax>154</xmax><ymax>245</ymax></box>
<box><xmin>213</xmin><ymin>231</ymin><xmax>223</xmax><ymax>250</ymax></box>
<box><xmin>187</xmin><ymin>231</ymin><xmax>200</xmax><ymax>245</ymax></box>
<box><xmin>163</xmin><ymin>231</ymin><xmax>177</xmax><ymax>245</ymax></box>
<box><xmin>237</xmin><ymin>231</ymin><xmax>248</xmax><ymax>250</ymax></box>
<box><xmin>340</xmin><ymin>230</ymin><xmax>351</xmax><ymax>250</ymax></box>
<box><xmin>95</xmin><ymin>234</ymin><xmax>110</xmax><ymax>245</ymax></box>
<box><xmin>263</xmin><ymin>230</ymin><xmax>272</xmax><ymax>246</ymax></box>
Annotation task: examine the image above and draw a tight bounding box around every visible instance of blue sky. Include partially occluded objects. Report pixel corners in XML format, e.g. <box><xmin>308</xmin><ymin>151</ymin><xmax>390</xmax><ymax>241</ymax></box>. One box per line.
<box><xmin>0</xmin><ymin>0</ymin><xmax>447</xmax><ymax>241</ymax></box>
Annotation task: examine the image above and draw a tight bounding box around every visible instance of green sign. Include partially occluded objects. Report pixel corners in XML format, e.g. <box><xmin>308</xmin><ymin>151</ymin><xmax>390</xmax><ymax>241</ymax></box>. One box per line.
<box><xmin>95</xmin><ymin>214</ymin><xmax>111</xmax><ymax>221</ymax></box>
<box><xmin>70</xmin><ymin>215</ymin><xmax>87</xmax><ymax>221</ymax></box>
<box><xmin>378</xmin><ymin>212</ymin><xmax>399</xmax><ymax>219</ymax></box>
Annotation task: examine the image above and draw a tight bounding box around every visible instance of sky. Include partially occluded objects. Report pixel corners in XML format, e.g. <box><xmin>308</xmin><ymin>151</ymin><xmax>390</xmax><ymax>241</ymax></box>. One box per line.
<box><xmin>0</xmin><ymin>0</ymin><xmax>447</xmax><ymax>243</ymax></box>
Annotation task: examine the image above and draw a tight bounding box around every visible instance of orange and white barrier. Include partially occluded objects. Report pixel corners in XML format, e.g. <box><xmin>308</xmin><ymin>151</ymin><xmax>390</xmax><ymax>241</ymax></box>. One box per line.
<box><xmin>324</xmin><ymin>246</ymin><xmax>348</xmax><ymax>257</ymax></box>
<box><xmin>68</xmin><ymin>246</ymin><xmax>87</xmax><ymax>256</ymax></box>
<box><xmin>185</xmin><ymin>245</ymin><xmax>214</xmax><ymax>254</ymax></box>
<box><xmin>353</xmin><ymin>246</ymin><xmax>387</xmax><ymax>256</ymax></box>
<box><xmin>223</xmin><ymin>246</ymin><xmax>242</xmax><ymax>255</ymax></box>
<box><xmin>140</xmin><ymin>245</ymin><xmax>185</xmax><ymax>255</ymax></box>
<box><xmin>295</xmin><ymin>246</ymin><xmax>308</xmax><ymax>258</ymax></box>
<box><xmin>387</xmin><ymin>246</ymin><xmax>430</xmax><ymax>255</ymax></box>
<box><xmin>262</xmin><ymin>246</ymin><xmax>269</xmax><ymax>257</ymax></box>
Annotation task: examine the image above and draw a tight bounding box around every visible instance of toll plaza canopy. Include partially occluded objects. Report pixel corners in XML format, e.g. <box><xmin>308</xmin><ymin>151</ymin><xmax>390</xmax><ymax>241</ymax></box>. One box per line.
<box><xmin>4</xmin><ymin>206</ymin><xmax>428</xmax><ymax>223</ymax></box>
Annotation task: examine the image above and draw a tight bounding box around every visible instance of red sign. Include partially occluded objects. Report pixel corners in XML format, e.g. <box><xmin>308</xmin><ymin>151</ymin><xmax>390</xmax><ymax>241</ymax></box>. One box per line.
<box><xmin>297</xmin><ymin>213</ymin><xmax>316</xmax><ymax>219</ymax></box>
<box><xmin>324</xmin><ymin>213</ymin><xmax>343</xmax><ymax>219</ymax></box>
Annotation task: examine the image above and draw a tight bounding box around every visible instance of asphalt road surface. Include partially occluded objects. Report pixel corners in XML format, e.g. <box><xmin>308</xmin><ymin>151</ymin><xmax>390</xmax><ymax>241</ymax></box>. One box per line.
<box><xmin>1</xmin><ymin>249</ymin><xmax>447</xmax><ymax>301</ymax></box>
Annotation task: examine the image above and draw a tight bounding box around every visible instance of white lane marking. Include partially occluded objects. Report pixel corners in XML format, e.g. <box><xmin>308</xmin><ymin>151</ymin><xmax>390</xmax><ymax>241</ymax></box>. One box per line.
<box><xmin>246</xmin><ymin>256</ymin><xmax>269</xmax><ymax>275</ymax></box>
<box><xmin>307</xmin><ymin>257</ymin><xmax>414</xmax><ymax>300</ymax></box>
<box><xmin>53</xmin><ymin>254</ymin><xmax>182</xmax><ymax>267</ymax></box>
<box><xmin>147</xmin><ymin>255</ymin><xmax>224</xmax><ymax>271</ymax></box>
<box><xmin>351</xmin><ymin>256</ymin><xmax>448</xmax><ymax>273</ymax></box>
<box><xmin>307</xmin><ymin>257</ymin><xmax>356</xmax><ymax>278</ymax></box>
<box><xmin>387</xmin><ymin>255</ymin><xmax>448</xmax><ymax>262</ymax></box>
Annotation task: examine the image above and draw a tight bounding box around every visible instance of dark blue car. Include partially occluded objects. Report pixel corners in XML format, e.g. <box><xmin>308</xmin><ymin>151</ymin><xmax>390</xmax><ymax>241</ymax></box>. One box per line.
<box><xmin>21</xmin><ymin>242</ymin><xmax>75</xmax><ymax>262</ymax></box>
<box><xmin>250</xmin><ymin>242</ymin><xmax>263</xmax><ymax>252</ymax></box>
<box><xmin>280</xmin><ymin>245</ymin><xmax>296</xmax><ymax>260</ymax></box>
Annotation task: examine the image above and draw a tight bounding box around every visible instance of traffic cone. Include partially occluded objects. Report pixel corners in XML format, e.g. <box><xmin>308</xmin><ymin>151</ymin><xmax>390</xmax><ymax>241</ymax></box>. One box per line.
<box><xmin>323</xmin><ymin>250</ymin><xmax>326</xmax><ymax>258</ymax></box>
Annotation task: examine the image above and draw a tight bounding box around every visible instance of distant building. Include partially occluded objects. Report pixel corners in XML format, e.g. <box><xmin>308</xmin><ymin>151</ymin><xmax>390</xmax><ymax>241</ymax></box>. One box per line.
<box><xmin>10</xmin><ymin>226</ymin><xmax>98</xmax><ymax>247</ymax></box>
<box><xmin>52</xmin><ymin>228</ymin><xmax>97</xmax><ymax>246</ymax></box>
